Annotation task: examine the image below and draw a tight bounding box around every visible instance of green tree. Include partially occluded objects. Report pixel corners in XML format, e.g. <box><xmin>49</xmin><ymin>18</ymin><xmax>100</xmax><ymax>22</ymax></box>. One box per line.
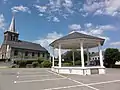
<box><xmin>104</xmin><ymin>48</ymin><xmax>120</xmax><ymax>67</ymax></box>
<box><xmin>62</xmin><ymin>50</ymin><xmax>87</xmax><ymax>65</ymax></box>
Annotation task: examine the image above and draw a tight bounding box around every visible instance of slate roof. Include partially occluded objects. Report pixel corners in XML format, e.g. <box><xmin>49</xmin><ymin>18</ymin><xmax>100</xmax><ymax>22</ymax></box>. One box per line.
<box><xmin>3</xmin><ymin>40</ymin><xmax>47</xmax><ymax>52</ymax></box>
<box><xmin>50</xmin><ymin>32</ymin><xmax>105</xmax><ymax>46</ymax></box>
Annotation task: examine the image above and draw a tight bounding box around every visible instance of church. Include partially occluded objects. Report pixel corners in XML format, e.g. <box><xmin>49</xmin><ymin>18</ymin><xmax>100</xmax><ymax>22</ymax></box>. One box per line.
<box><xmin>0</xmin><ymin>16</ymin><xmax>50</xmax><ymax>62</ymax></box>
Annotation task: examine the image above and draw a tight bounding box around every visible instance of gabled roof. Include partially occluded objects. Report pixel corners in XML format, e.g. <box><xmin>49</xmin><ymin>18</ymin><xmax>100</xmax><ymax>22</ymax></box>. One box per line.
<box><xmin>3</xmin><ymin>40</ymin><xmax>47</xmax><ymax>52</ymax></box>
<box><xmin>50</xmin><ymin>32</ymin><xmax>105</xmax><ymax>47</ymax></box>
<box><xmin>57</xmin><ymin>32</ymin><xmax>104</xmax><ymax>41</ymax></box>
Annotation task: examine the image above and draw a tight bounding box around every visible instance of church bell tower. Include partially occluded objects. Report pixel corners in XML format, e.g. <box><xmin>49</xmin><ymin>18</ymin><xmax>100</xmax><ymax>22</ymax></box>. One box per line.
<box><xmin>4</xmin><ymin>15</ymin><xmax>19</xmax><ymax>42</ymax></box>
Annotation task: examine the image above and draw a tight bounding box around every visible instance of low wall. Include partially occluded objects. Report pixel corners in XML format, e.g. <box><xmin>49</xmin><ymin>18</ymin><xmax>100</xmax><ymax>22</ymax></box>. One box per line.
<box><xmin>51</xmin><ymin>66</ymin><xmax>105</xmax><ymax>75</ymax></box>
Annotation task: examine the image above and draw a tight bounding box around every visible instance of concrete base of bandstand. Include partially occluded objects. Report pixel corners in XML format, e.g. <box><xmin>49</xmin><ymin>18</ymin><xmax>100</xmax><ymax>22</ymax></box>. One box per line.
<box><xmin>51</xmin><ymin>66</ymin><xmax>105</xmax><ymax>75</ymax></box>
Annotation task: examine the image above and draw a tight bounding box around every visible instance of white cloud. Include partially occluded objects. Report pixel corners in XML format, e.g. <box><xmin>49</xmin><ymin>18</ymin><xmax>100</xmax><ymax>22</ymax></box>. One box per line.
<box><xmin>68</xmin><ymin>23</ymin><xmax>117</xmax><ymax>42</ymax></box>
<box><xmin>81</xmin><ymin>13</ymin><xmax>88</xmax><ymax>17</ymax></box>
<box><xmin>94</xmin><ymin>9</ymin><xmax>103</xmax><ymax>15</ymax></box>
<box><xmin>84</xmin><ymin>23</ymin><xmax>92</xmax><ymax>28</ymax></box>
<box><xmin>69</xmin><ymin>24</ymin><xmax>81</xmax><ymax>30</ymax></box>
<box><xmin>84</xmin><ymin>24</ymin><xmax>117</xmax><ymax>35</ymax></box>
<box><xmin>63</xmin><ymin>0</ymin><xmax>73</xmax><ymax>8</ymax></box>
<box><xmin>0</xmin><ymin>14</ymin><xmax>5</xmax><ymax>30</ymax></box>
<box><xmin>83</xmin><ymin>0</ymin><xmax>120</xmax><ymax>16</ymax></box>
<box><xmin>11</xmin><ymin>5</ymin><xmax>31</xmax><ymax>14</ymax></box>
<box><xmin>53</xmin><ymin>17</ymin><xmax>60</xmax><ymax>22</ymax></box>
<box><xmin>83</xmin><ymin>1</ymin><xmax>104</xmax><ymax>13</ymax></box>
<box><xmin>39</xmin><ymin>13</ymin><xmax>44</xmax><ymax>16</ymax></box>
<box><xmin>99</xmin><ymin>25</ymin><xmax>116</xmax><ymax>31</ymax></box>
<box><xmin>69</xmin><ymin>23</ymin><xmax>116</xmax><ymax>37</ymax></box>
<box><xmin>34</xmin><ymin>0</ymin><xmax>74</xmax><ymax>21</ymax></box>
<box><xmin>34</xmin><ymin>5</ymin><xmax>47</xmax><ymax>13</ymax></box>
<box><xmin>89</xmin><ymin>29</ymin><xmax>103</xmax><ymax>35</ymax></box>
<box><xmin>110</xmin><ymin>41</ymin><xmax>120</xmax><ymax>46</ymax></box>
<box><xmin>33</xmin><ymin>32</ymin><xmax>63</xmax><ymax>56</ymax></box>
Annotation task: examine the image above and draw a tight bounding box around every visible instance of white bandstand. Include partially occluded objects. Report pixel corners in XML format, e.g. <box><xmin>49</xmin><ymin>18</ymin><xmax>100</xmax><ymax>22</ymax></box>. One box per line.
<box><xmin>50</xmin><ymin>31</ymin><xmax>106</xmax><ymax>75</ymax></box>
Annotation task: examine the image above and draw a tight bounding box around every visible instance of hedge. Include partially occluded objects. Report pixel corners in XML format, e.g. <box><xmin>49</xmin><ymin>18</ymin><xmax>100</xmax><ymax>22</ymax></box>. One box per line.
<box><xmin>62</xmin><ymin>62</ymin><xmax>73</xmax><ymax>66</ymax></box>
<box><xmin>32</xmin><ymin>62</ymin><xmax>39</xmax><ymax>68</ymax></box>
<box><xmin>41</xmin><ymin>60</ymin><xmax>52</xmax><ymax>68</ymax></box>
<box><xmin>13</xmin><ymin>59</ymin><xmax>51</xmax><ymax>68</ymax></box>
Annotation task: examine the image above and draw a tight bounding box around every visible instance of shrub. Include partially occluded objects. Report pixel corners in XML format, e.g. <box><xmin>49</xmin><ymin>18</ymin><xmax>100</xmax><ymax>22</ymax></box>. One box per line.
<box><xmin>62</xmin><ymin>62</ymin><xmax>72</xmax><ymax>66</ymax></box>
<box><xmin>26</xmin><ymin>64</ymin><xmax>33</xmax><ymax>68</ymax></box>
<box><xmin>75</xmin><ymin>60</ymin><xmax>81</xmax><ymax>66</ymax></box>
<box><xmin>38</xmin><ymin>57</ymin><xmax>45</xmax><ymax>64</ymax></box>
<box><xmin>18</xmin><ymin>60</ymin><xmax>27</xmax><ymax>68</ymax></box>
<box><xmin>41</xmin><ymin>60</ymin><xmax>52</xmax><ymax>68</ymax></box>
<box><xmin>32</xmin><ymin>62</ymin><xmax>39</xmax><ymax>68</ymax></box>
<box><xmin>11</xmin><ymin>64</ymin><xmax>19</xmax><ymax>68</ymax></box>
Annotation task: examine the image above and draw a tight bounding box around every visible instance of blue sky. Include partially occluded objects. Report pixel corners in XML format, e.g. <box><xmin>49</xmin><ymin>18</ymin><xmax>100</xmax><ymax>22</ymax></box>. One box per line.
<box><xmin>0</xmin><ymin>0</ymin><xmax>120</xmax><ymax>52</ymax></box>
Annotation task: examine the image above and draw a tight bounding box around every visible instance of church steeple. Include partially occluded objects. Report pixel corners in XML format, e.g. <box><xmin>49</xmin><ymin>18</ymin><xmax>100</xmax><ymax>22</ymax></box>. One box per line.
<box><xmin>9</xmin><ymin>15</ymin><xmax>15</xmax><ymax>32</ymax></box>
<box><xmin>4</xmin><ymin>14</ymin><xmax>19</xmax><ymax>42</ymax></box>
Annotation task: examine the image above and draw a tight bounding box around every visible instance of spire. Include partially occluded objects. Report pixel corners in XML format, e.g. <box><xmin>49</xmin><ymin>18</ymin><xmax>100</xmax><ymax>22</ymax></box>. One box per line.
<box><xmin>9</xmin><ymin>14</ymin><xmax>15</xmax><ymax>32</ymax></box>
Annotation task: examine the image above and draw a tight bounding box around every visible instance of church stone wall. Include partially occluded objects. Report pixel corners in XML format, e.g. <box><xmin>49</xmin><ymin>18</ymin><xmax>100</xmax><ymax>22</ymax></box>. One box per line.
<box><xmin>10</xmin><ymin>48</ymin><xmax>49</xmax><ymax>60</ymax></box>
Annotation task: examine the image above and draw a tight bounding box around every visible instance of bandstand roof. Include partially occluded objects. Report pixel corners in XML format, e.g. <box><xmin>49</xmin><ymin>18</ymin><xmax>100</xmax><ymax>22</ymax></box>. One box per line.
<box><xmin>50</xmin><ymin>32</ymin><xmax>105</xmax><ymax>49</ymax></box>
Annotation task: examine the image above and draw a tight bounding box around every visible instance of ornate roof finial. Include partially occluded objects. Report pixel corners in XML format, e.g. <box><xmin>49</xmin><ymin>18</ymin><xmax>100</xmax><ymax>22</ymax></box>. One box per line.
<box><xmin>9</xmin><ymin>13</ymin><xmax>15</xmax><ymax>32</ymax></box>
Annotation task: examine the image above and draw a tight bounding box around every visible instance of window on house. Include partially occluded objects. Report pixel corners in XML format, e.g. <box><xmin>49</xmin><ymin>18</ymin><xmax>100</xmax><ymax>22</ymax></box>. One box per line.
<box><xmin>43</xmin><ymin>53</ymin><xmax>45</xmax><ymax>57</ymax></box>
<box><xmin>98</xmin><ymin>57</ymin><xmax>100</xmax><ymax>60</ymax></box>
<box><xmin>14</xmin><ymin>50</ymin><xmax>18</xmax><ymax>56</ymax></box>
<box><xmin>38</xmin><ymin>53</ymin><xmax>40</xmax><ymax>57</ymax></box>
<box><xmin>32</xmin><ymin>52</ymin><xmax>35</xmax><ymax>57</ymax></box>
<box><xmin>25</xmin><ymin>51</ymin><xmax>28</xmax><ymax>56</ymax></box>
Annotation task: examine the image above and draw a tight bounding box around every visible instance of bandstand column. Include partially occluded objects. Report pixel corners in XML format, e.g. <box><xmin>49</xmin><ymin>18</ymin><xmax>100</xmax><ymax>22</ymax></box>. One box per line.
<box><xmin>80</xmin><ymin>41</ymin><xmax>85</xmax><ymax>67</ymax></box>
<box><xmin>98</xmin><ymin>42</ymin><xmax>104</xmax><ymax>67</ymax></box>
<box><xmin>58</xmin><ymin>44</ymin><xmax>61</xmax><ymax>67</ymax></box>
<box><xmin>86</xmin><ymin>47</ymin><xmax>90</xmax><ymax>65</ymax></box>
<box><xmin>72</xmin><ymin>50</ymin><xmax>75</xmax><ymax>66</ymax></box>
<box><xmin>52</xmin><ymin>47</ymin><xmax>55</xmax><ymax>67</ymax></box>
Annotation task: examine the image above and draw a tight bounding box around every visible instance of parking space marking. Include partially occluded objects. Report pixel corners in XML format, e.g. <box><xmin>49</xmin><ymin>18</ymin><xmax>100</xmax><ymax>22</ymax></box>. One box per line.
<box><xmin>16</xmin><ymin>74</ymin><xmax>51</xmax><ymax>78</ymax></box>
<box><xmin>47</xmin><ymin>70</ymin><xmax>99</xmax><ymax>90</ymax></box>
<box><xmin>17</xmin><ymin>72</ymin><xmax>49</xmax><ymax>75</ymax></box>
<box><xmin>14</xmin><ymin>77</ymin><xmax>67</xmax><ymax>83</ymax></box>
<box><xmin>87</xmin><ymin>79</ymin><xmax>120</xmax><ymax>86</ymax></box>
<box><xmin>66</xmin><ymin>78</ymin><xmax>99</xmax><ymax>90</ymax></box>
<box><xmin>43</xmin><ymin>79</ymin><xmax>120</xmax><ymax>90</ymax></box>
<box><xmin>47</xmin><ymin>70</ymin><xmax>67</xmax><ymax>78</ymax></box>
<box><xmin>43</xmin><ymin>71</ymin><xmax>120</xmax><ymax>90</ymax></box>
<box><xmin>43</xmin><ymin>84</ymin><xmax>83</xmax><ymax>90</ymax></box>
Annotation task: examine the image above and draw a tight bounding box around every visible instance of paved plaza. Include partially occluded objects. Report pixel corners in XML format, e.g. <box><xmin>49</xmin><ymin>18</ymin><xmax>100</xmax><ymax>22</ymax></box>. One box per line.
<box><xmin>0</xmin><ymin>68</ymin><xmax>120</xmax><ymax>90</ymax></box>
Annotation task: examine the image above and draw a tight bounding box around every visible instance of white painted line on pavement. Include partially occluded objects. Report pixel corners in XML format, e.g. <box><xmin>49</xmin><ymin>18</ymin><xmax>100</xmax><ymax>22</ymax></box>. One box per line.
<box><xmin>43</xmin><ymin>84</ymin><xmax>84</xmax><ymax>90</ymax></box>
<box><xmin>87</xmin><ymin>79</ymin><xmax>120</xmax><ymax>86</ymax></box>
<box><xmin>14</xmin><ymin>77</ymin><xmax>67</xmax><ymax>83</ymax></box>
<box><xmin>47</xmin><ymin>70</ymin><xmax>66</xmax><ymax>78</ymax></box>
<box><xmin>47</xmin><ymin>70</ymin><xmax>99</xmax><ymax>90</ymax></box>
<box><xmin>67</xmin><ymin>77</ymin><xmax>99</xmax><ymax>90</ymax></box>
<box><xmin>16</xmin><ymin>75</ymin><xmax>51</xmax><ymax>78</ymax></box>
<box><xmin>17</xmin><ymin>72</ymin><xmax>48</xmax><ymax>75</ymax></box>
<box><xmin>43</xmin><ymin>78</ymin><xmax>120</xmax><ymax>90</ymax></box>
